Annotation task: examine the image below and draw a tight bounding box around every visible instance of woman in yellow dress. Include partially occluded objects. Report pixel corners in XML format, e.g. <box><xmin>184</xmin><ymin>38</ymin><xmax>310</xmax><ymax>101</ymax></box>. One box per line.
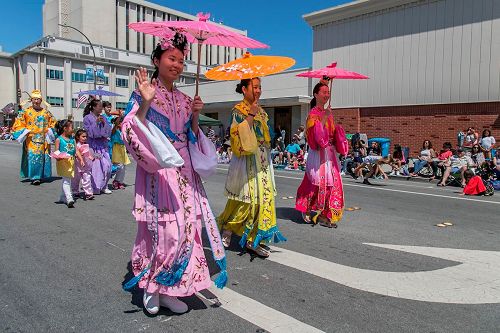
<box><xmin>217</xmin><ymin>78</ymin><xmax>286</xmax><ymax>258</ymax></box>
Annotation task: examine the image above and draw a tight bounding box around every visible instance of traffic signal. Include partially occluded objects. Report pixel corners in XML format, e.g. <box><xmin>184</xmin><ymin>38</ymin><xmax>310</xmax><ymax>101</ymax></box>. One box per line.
<box><xmin>17</xmin><ymin>89</ymin><xmax>21</xmax><ymax>99</ymax></box>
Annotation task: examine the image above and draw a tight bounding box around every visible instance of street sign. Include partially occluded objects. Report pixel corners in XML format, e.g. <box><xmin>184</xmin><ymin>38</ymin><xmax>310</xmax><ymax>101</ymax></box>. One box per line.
<box><xmin>85</xmin><ymin>67</ymin><xmax>94</xmax><ymax>82</ymax></box>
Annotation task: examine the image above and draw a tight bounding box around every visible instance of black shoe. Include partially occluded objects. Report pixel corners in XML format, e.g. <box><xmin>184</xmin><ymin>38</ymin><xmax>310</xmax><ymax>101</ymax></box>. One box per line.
<box><xmin>67</xmin><ymin>201</ymin><xmax>75</xmax><ymax>208</ymax></box>
<box><xmin>362</xmin><ymin>178</ymin><xmax>372</xmax><ymax>185</ymax></box>
<box><xmin>31</xmin><ymin>180</ymin><xmax>41</xmax><ymax>186</ymax></box>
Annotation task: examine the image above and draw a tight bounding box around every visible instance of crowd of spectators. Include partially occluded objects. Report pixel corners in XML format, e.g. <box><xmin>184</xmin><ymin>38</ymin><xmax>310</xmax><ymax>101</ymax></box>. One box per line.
<box><xmin>208</xmin><ymin>124</ymin><xmax>500</xmax><ymax>196</ymax></box>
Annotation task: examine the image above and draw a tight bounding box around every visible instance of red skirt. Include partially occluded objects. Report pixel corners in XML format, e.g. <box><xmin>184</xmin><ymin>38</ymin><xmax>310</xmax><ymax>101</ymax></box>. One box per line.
<box><xmin>463</xmin><ymin>176</ymin><xmax>486</xmax><ymax>195</ymax></box>
<box><xmin>295</xmin><ymin>175</ymin><xmax>343</xmax><ymax>222</ymax></box>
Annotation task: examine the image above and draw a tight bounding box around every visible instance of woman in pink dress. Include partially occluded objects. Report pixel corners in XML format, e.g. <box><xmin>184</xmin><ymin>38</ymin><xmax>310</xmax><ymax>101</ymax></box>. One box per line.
<box><xmin>295</xmin><ymin>82</ymin><xmax>347</xmax><ymax>228</ymax></box>
<box><xmin>121</xmin><ymin>33</ymin><xmax>227</xmax><ymax>315</ymax></box>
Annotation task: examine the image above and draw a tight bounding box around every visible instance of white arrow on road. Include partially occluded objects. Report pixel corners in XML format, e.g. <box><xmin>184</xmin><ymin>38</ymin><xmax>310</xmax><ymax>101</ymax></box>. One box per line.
<box><xmin>268</xmin><ymin>244</ymin><xmax>500</xmax><ymax>304</ymax></box>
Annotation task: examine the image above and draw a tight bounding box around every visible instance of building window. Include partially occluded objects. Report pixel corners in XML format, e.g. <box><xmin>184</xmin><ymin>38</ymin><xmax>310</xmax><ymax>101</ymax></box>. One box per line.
<box><xmin>46</xmin><ymin>96</ymin><xmax>64</xmax><ymax>107</ymax></box>
<box><xmin>71</xmin><ymin>72</ymin><xmax>86</xmax><ymax>83</ymax></box>
<box><xmin>116</xmin><ymin>102</ymin><xmax>128</xmax><ymax>110</ymax></box>
<box><xmin>46</xmin><ymin>69</ymin><xmax>64</xmax><ymax>80</ymax></box>
<box><xmin>71</xmin><ymin>98</ymin><xmax>85</xmax><ymax>109</ymax></box>
<box><xmin>96</xmin><ymin>75</ymin><xmax>109</xmax><ymax>85</ymax></box>
<box><xmin>116</xmin><ymin>78</ymin><xmax>129</xmax><ymax>87</ymax></box>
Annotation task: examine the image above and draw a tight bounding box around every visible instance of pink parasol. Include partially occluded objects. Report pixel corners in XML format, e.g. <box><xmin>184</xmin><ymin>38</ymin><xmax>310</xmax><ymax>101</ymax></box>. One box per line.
<box><xmin>129</xmin><ymin>13</ymin><xmax>269</xmax><ymax>95</ymax></box>
<box><xmin>297</xmin><ymin>62</ymin><xmax>369</xmax><ymax>106</ymax></box>
<box><xmin>50</xmin><ymin>151</ymin><xmax>72</xmax><ymax>160</ymax></box>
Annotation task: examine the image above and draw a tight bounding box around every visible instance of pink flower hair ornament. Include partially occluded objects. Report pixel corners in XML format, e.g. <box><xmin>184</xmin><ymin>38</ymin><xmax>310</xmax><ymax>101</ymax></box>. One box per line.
<box><xmin>159</xmin><ymin>32</ymin><xmax>190</xmax><ymax>57</ymax></box>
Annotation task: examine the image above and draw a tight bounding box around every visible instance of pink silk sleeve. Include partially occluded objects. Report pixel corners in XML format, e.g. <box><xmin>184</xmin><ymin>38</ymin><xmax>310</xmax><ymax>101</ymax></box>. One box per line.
<box><xmin>307</xmin><ymin>120</ymin><xmax>329</xmax><ymax>151</ymax></box>
<box><xmin>121</xmin><ymin>100</ymin><xmax>165</xmax><ymax>174</ymax></box>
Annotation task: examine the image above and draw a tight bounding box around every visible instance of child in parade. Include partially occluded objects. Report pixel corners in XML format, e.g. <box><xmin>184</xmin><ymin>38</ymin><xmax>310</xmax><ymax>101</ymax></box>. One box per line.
<box><xmin>54</xmin><ymin>120</ymin><xmax>83</xmax><ymax>208</ymax></box>
<box><xmin>83</xmin><ymin>99</ymin><xmax>113</xmax><ymax>194</ymax></box>
<box><xmin>110</xmin><ymin>116</ymin><xmax>130</xmax><ymax>189</ymax></box>
<box><xmin>217</xmin><ymin>78</ymin><xmax>286</xmax><ymax>258</ymax></box>
<box><xmin>121</xmin><ymin>32</ymin><xmax>227</xmax><ymax>315</ymax></box>
<box><xmin>71</xmin><ymin>129</ymin><xmax>95</xmax><ymax>200</ymax></box>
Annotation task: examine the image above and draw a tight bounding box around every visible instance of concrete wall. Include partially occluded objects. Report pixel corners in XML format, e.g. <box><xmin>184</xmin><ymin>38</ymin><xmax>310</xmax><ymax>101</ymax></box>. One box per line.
<box><xmin>311</xmin><ymin>0</ymin><xmax>500</xmax><ymax>108</ymax></box>
<box><xmin>0</xmin><ymin>55</ymin><xmax>15</xmax><ymax>108</ymax></box>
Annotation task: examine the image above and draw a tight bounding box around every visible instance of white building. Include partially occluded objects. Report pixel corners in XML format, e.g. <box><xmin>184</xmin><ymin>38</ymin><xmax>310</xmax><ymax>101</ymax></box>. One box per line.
<box><xmin>304</xmin><ymin>0</ymin><xmax>500</xmax><ymax>108</ymax></box>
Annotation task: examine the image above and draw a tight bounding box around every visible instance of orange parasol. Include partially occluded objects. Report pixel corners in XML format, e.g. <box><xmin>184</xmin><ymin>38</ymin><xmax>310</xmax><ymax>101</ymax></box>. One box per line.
<box><xmin>205</xmin><ymin>52</ymin><xmax>295</xmax><ymax>81</ymax></box>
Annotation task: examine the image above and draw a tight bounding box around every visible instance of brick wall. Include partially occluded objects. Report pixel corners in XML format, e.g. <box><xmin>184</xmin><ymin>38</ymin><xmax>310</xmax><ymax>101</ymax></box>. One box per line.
<box><xmin>334</xmin><ymin>102</ymin><xmax>500</xmax><ymax>156</ymax></box>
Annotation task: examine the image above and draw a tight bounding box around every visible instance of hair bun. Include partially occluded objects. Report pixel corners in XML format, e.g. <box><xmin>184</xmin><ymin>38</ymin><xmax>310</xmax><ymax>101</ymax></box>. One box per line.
<box><xmin>235</xmin><ymin>83</ymin><xmax>243</xmax><ymax>94</ymax></box>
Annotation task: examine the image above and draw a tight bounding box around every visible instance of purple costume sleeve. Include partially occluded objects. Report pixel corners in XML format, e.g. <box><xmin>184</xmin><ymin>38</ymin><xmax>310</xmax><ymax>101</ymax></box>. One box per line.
<box><xmin>84</xmin><ymin>114</ymin><xmax>112</xmax><ymax>139</ymax></box>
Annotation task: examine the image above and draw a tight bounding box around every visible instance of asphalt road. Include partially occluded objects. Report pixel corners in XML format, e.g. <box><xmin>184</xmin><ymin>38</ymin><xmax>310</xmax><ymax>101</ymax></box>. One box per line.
<box><xmin>1</xmin><ymin>140</ymin><xmax>499</xmax><ymax>333</ymax></box>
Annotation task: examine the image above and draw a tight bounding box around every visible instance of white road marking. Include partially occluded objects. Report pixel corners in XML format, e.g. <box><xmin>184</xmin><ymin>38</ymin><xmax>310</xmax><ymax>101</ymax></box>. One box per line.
<box><xmin>198</xmin><ymin>287</ymin><xmax>325</xmax><ymax>333</ymax></box>
<box><xmin>215</xmin><ymin>167</ymin><xmax>500</xmax><ymax>205</ymax></box>
<box><xmin>106</xmin><ymin>241</ymin><xmax>126</xmax><ymax>252</ymax></box>
<box><xmin>267</xmin><ymin>244</ymin><xmax>500</xmax><ymax>304</ymax></box>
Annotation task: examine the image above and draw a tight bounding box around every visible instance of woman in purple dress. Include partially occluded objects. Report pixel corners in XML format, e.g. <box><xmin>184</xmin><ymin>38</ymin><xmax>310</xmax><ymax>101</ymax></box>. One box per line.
<box><xmin>83</xmin><ymin>99</ymin><xmax>113</xmax><ymax>194</ymax></box>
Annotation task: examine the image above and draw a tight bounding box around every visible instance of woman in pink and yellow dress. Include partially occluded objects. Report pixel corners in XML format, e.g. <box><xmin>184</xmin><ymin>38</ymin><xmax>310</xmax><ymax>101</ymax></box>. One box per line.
<box><xmin>121</xmin><ymin>32</ymin><xmax>227</xmax><ymax>315</ymax></box>
<box><xmin>295</xmin><ymin>82</ymin><xmax>348</xmax><ymax>228</ymax></box>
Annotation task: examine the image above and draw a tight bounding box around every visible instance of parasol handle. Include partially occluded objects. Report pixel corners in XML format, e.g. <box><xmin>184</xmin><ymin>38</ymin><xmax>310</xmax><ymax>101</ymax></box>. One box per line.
<box><xmin>328</xmin><ymin>78</ymin><xmax>333</xmax><ymax>108</ymax></box>
<box><xmin>195</xmin><ymin>42</ymin><xmax>202</xmax><ymax>96</ymax></box>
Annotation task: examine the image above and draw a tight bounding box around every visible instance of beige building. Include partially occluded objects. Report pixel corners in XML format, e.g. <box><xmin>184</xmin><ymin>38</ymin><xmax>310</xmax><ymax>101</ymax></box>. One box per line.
<box><xmin>43</xmin><ymin>0</ymin><xmax>247</xmax><ymax>66</ymax></box>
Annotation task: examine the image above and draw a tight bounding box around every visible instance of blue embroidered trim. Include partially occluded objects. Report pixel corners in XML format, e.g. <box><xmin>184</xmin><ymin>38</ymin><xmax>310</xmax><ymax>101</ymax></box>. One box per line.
<box><xmin>214</xmin><ymin>258</ymin><xmax>227</xmax><ymax>289</ymax></box>
<box><xmin>146</xmin><ymin>107</ymin><xmax>180</xmax><ymax>142</ymax></box>
<box><xmin>155</xmin><ymin>252</ymin><xmax>191</xmax><ymax>286</ymax></box>
<box><xmin>184</xmin><ymin>118</ymin><xmax>197</xmax><ymax>144</ymax></box>
<box><xmin>124</xmin><ymin>91</ymin><xmax>142</xmax><ymax>116</ymax></box>
<box><xmin>252</xmin><ymin>225</ymin><xmax>287</xmax><ymax>249</ymax></box>
<box><xmin>123</xmin><ymin>267</ymin><xmax>149</xmax><ymax>291</ymax></box>
<box><xmin>238</xmin><ymin>225</ymin><xmax>287</xmax><ymax>249</ymax></box>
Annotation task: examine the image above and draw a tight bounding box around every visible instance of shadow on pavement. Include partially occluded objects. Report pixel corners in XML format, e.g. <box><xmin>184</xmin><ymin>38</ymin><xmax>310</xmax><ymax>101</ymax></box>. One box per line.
<box><xmin>276</xmin><ymin>206</ymin><xmax>306</xmax><ymax>224</ymax></box>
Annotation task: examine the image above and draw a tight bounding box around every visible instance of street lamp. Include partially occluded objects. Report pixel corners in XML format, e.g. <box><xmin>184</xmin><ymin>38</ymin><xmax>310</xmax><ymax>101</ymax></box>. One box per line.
<box><xmin>28</xmin><ymin>64</ymin><xmax>36</xmax><ymax>89</ymax></box>
<box><xmin>58</xmin><ymin>24</ymin><xmax>97</xmax><ymax>89</ymax></box>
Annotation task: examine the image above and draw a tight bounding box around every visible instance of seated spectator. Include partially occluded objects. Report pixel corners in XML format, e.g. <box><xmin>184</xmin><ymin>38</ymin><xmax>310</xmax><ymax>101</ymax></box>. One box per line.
<box><xmin>438</xmin><ymin>148</ymin><xmax>474</xmax><ymax>187</ymax></box>
<box><xmin>462</xmin><ymin>127</ymin><xmax>479</xmax><ymax>153</ymax></box>
<box><xmin>206</xmin><ymin>126</ymin><xmax>216</xmax><ymax>144</ymax></box>
<box><xmin>271</xmin><ymin>145</ymin><xmax>284</xmax><ymax>165</ymax></box>
<box><xmin>462</xmin><ymin>170</ymin><xmax>487</xmax><ymax>196</ymax></box>
<box><xmin>293</xmin><ymin>125</ymin><xmax>306</xmax><ymax>150</ymax></box>
<box><xmin>344</xmin><ymin>139</ymin><xmax>367</xmax><ymax>177</ymax></box>
<box><xmin>389</xmin><ymin>144</ymin><xmax>405</xmax><ymax>176</ymax></box>
<box><xmin>285</xmin><ymin>139</ymin><xmax>303</xmax><ymax>163</ymax></box>
<box><xmin>296</xmin><ymin>149</ymin><xmax>306</xmax><ymax>168</ymax></box>
<box><xmin>214</xmin><ymin>135</ymin><xmax>222</xmax><ymax>150</ymax></box>
<box><xmin>480</xmin><ymin>129</ymin><xmax>496</xmax><ymax>159</ymax></box>
<box><xmin>355</xmin><ymin>141</ymin><xmax>382</xmax><ymax>184</ymax></box>
<box><xmin>470</xmin><ymin>144</ymin><xmax>486</xmax><ymax>171</ymax></box>
<box><xmin>493</xmin><ymin>150</ymin><xmax>500</xmax><ymax>179</ymax></box>
<box><xmin>430</xmin><ymin>142</ymin><xmax>453</xmax><ymax>181</ymax></box>
<box><xmin>411</xmin><ymin>140</ymin><xmax>436</xmax><ymax>177</ymax></box>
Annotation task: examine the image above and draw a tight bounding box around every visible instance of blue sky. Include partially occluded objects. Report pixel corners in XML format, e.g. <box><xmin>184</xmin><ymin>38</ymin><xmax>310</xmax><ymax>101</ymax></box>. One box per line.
<box><xmin>0</xmin><ymin>0</ymin><xmax>352</xmax><ymax>68</ymax></box>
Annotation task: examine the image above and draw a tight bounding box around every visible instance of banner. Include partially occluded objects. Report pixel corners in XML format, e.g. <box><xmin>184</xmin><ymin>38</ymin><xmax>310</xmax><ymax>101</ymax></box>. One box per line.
<box><xmin>85</xmin><ymin>67</ymin><xmax>94</xmax><ymax>83</ymax></box>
